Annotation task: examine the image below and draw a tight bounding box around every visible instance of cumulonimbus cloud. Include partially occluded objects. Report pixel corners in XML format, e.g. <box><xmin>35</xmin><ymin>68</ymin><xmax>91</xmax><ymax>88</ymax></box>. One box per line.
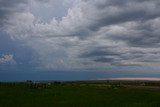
<box><xmin>1</xmin><ymin>0</ymin><xmax>160</xmax><ymax>71</ymax></box>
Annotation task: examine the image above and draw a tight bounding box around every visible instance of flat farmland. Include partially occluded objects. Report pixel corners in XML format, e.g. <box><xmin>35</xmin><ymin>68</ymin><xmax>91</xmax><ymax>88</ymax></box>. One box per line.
<box><xmin>0</xmin><ymin>81</ymin><xmax>160</xmax><ymax>107</ymax></box>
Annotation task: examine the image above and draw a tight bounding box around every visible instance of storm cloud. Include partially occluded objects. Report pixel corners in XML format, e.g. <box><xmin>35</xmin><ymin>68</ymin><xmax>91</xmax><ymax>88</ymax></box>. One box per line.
<box><xmin>1</xmin><ymin>0</ymin><xmax>160</xmax><ymax>71</ymax></box>
<box><xmin>0</xmin><ymin>0</ymin><xmax>29</xmax><ymax>29</ymax></box>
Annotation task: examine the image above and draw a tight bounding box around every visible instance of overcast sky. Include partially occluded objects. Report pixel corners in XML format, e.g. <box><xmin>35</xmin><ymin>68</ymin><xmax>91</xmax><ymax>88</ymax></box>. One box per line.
<box><xmin>0</xmin><ymin>0</ymin><xmax>160</xmax><ymax>81</ymax></box>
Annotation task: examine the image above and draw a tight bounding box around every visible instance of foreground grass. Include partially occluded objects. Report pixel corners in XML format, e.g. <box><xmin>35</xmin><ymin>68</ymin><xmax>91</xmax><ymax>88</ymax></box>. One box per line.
<box><xmin>0</xmin><ymin>83</ymin><xmax>160</xmax><ymax>107</ymax></box>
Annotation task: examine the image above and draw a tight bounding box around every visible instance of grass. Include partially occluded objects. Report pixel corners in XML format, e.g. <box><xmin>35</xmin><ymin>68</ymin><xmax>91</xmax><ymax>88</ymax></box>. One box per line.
<box><xmin>0</xmin><ymin>82</ymin><xmax>160</xmax><ymax>107</ymax></box>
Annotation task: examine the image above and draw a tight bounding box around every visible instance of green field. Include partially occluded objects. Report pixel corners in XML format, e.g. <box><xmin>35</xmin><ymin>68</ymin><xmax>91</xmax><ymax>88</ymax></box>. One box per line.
<box><xmin>0</xmin><ymin>81</ymin><xmax>160</xmax><ymax>107</ymax></box>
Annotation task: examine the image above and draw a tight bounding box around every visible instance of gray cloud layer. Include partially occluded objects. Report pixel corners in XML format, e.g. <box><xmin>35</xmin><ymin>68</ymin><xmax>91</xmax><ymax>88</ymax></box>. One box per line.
<box><xmin>1</xmin><ymin>0</ymin><xmax>160</xmax><ymax>71</ymax></box>
<box><xmin>0</xmin><ymin>0</ymin><xmax>28</xmax><ymax>29</ymax></box>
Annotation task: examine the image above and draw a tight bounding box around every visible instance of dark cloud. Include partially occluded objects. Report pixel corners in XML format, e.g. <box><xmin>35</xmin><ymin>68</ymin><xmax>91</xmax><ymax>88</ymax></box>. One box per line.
<box><xmin>1</xmin><ymin>0</ymin><xmax>160</xmax><ymax>71</ymax></box>
<box><xmin>80</xmin><ymin>48</ymin><xmax>119</xmax><ymax>58</ymax></box>
<box><xmin>120</xmin><ymin>51</ymin><xmax>145</xmax><ymax>60</ymax></box>
<box><xmin>0</xmin><ymin>0</ymin><xmax>28</xmax><ymax>29</ymax></box>
<box><xmin>108</xmin><ymin>20</ymin><xmax>160</xmax><ymax>48</ymax></box>
<box><xmin>79</xmin><ymin>47</ymin><xmax>124</xmax><ymax>65</ymax></box>
<box><xmin>84</xmin><ymin>0</ymin><xmax>160</xmax><ymax>32</ymax></box>
<box><xmin>127</xmin><ymin>36</ymin><xmax>160</xmax><ymax>48</ymax></box>
<box><xmin>111</xmin><ymin>34</ymin><xmax>160</xmax><ymax>48</ymax></box>
<box><xmin>34</xmin><ymin>0</ymin><xmax>50</xmax><ymax>3</ymax></box>
<box><xmin>93</xmin><ymin>57</ymin><xmax>114</xmax><ymax>63</ymax></box>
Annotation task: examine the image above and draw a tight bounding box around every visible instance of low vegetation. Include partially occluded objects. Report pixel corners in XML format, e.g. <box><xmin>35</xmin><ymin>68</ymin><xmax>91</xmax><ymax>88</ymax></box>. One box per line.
<box><xmin>0</xmin><ymin>81</ymin><xmax>160</xmax><ymax>107</ymax></box>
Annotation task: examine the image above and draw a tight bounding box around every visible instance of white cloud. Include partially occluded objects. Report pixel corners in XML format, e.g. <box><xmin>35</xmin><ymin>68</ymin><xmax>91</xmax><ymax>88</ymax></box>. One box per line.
<box><xmin>0</xmin><ymin>54</ymin><xmax>16</xmax><ymax>64</ymax></box>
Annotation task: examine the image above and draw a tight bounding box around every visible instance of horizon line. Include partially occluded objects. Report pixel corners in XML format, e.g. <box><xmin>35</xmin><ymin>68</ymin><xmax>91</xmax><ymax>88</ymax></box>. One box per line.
<box><xmin>98</xmin><ymin>77</ymin><xmax>160</xmax><ymax>81</ymax></box>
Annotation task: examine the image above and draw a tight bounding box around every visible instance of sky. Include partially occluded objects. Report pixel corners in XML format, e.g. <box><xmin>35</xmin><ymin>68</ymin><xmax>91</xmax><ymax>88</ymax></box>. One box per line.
<box><xmin>0</xmin><ymin>0</ymin><xmax>160</xmax><ymax>81</ymax></box>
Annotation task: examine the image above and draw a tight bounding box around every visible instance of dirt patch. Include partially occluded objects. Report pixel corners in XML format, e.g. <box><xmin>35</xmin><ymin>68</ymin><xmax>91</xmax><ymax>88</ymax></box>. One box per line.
<box><xmin>123</xmin><ymin>85</ymin><xmax>160</xmax><ymax>90</ymax></box>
